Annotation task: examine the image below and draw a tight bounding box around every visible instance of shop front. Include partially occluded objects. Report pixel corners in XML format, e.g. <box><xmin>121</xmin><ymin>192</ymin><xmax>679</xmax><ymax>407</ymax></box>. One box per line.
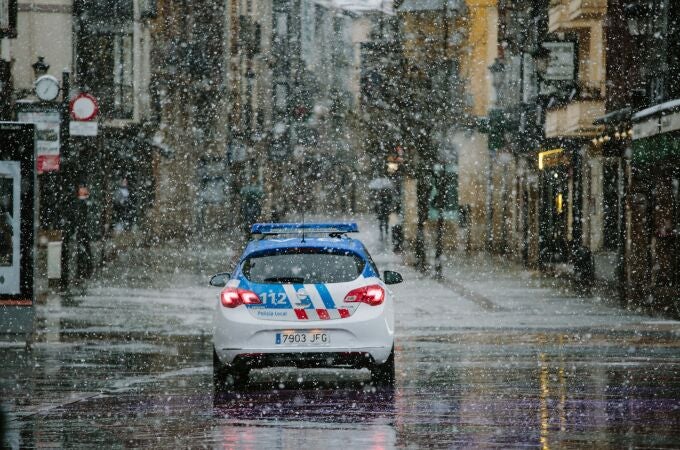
<box><xmin>629</xmin><ymin>102</ymin><xmax>680</xmax><ymax>310</ymax></box>
<box><xmin>537</xmin><ymin>148</ymin><xmax>571</xmax><ymax>266</ymax></box>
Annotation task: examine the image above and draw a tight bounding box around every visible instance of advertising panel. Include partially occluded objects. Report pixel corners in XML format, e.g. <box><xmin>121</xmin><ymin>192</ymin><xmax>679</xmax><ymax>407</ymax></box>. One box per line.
<box><xmin>0</xmin><ymin>122</ymin><xmax>35</xmax><ymax>335</ymax></box>
<box><xmin>17</xmin><ymin>109</ymin><xmax>61</xmax><ymax>173</ymax></box>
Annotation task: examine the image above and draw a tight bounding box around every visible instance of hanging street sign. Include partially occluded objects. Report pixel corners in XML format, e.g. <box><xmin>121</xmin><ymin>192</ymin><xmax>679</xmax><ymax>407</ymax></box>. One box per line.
<box><xmin>632</xmin><ymin>118</ymin><xmax>660</xmax><ymax>140</ymax></box>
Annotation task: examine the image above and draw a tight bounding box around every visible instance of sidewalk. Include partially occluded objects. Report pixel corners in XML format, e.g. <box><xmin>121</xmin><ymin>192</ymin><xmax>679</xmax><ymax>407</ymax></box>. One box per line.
<box><xmin>33</xmin><ymin>226</ymin><xmax>247</xmax><ymax>296</ymax></box>
<box><xmin>352</xmin><ymin>216</ymin><xmax>673</xmax><ymax>331</ymax></box>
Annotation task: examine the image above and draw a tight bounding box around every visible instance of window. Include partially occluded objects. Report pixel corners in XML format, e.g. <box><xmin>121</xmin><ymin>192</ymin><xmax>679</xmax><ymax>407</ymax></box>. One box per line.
<box><xmin>139</xmin><ymin>0</ymin><xmax>157</xmax><ymax>18</ymax></box>
<box><xmin>79</xmin><ymin>32</ymin><xmax>133</xmax><ymax>119</ymax></box>
<box><xmin>275</xmin><ymin>13</ymin><xmax>287</xmax><ymax>41</ymax></box>
<box><xmin>112</xmin><ymin>33</ymin><xmax>134</xmax><ymax>117</ymax></box>
<box><xmin>242</xmin><ymin>249</ymin><xmax>365</xmax><ymax>284</ymax></box>
<box><xmin>0</xmin><ymin>0</ymin><xmax>17</xmax><ymax>38</ymax></box>
<box><xmin>275</xmin><ymin>83</ymin><xmax>288</xmax><ymax>110</ymax></box>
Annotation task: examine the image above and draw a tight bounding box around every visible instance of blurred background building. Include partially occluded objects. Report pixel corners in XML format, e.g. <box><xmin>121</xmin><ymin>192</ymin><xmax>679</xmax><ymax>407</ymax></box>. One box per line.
<box><xmin>1</xmin><ymin>0</ymin><xmax>678</xmax><ymax>311</ymax></box>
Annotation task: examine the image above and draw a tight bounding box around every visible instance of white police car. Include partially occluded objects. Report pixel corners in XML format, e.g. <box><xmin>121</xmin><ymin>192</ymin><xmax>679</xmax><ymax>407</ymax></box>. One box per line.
<box><xmin>210</xmin><ymin>222</ymin><xmax>402</xmax><ymax>390</ymax></box>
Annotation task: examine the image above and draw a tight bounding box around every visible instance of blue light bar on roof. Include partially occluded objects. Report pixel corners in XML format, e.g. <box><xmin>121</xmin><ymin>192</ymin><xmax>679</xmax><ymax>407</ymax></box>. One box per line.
<box><xmin>251</xmin><ymin>222</ymin><xmax>359</xmax><ymax>234</ymax></box>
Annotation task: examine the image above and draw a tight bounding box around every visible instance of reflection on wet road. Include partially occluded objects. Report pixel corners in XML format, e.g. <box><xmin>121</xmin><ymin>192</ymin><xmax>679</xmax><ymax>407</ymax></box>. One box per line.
<box><xmin>2</xmin><ymin>235</ymin><xmax>680</xmax><ymax>448</ymax></box>
<box><xmin>5</xmin><ymin>334</ymin><xmax>680</xmax><ymax>448</ymax></box>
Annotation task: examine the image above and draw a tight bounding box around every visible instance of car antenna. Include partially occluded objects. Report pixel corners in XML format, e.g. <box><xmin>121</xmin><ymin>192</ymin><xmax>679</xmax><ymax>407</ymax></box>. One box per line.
<box><xmin>301</xmin><ymin>211</ymin><xmax>306</xmax><ymax>243</ymax></box>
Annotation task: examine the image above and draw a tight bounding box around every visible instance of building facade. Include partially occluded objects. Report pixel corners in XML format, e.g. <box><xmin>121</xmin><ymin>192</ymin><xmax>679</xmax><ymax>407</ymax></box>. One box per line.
<box><xmin>150</xmin><ymin>0</ymin><xmax>228</xmax><ymax>237</ymax></box>
<box><xmin>397</xmin><ymin>0</ymin><xmax>497</xmax><ymax>268</ymax></box>
<box><xmin>623</xmin><ymin>0</ymin><xmax>680</xmax><ymax>310</ymax></box>
<box><xmin>2</xmin><ymin>0</ymin><xmax>157</xmax><ymax>251</ymax></box>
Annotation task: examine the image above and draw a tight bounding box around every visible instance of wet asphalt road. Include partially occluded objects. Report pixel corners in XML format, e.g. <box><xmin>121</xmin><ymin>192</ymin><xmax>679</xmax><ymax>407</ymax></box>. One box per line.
<box><xmin>2</xmin><ymin>225</ymin><xmax>680</xmax><ymax>448</ymax></box>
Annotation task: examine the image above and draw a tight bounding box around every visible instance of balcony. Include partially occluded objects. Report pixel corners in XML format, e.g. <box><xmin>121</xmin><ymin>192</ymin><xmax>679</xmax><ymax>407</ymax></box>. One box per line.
<box><xmin>545</xmin><ymin>100</ymin><xmax>605</xmax><ymax>138</ymax></box>
<box><xmin>549</xmin><ymin>0</ymin><xmax>606</xmax><ymax>32</ymax></box>
<box><xmin>569</xmin><ymin>0</ymin><xmax>606</xmax><ymax>20</ymax></box>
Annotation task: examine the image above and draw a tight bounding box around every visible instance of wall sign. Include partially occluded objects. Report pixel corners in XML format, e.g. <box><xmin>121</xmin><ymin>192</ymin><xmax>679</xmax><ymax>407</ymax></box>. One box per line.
<box><xmin>539</xmin><ymin>41</ymin><xmax>577</xmax><ymax>96</ymax></box>
<box><xmin>17</xmin><ymin>107</ymin><xmax>60</xmax><ymax>173</ymax></box>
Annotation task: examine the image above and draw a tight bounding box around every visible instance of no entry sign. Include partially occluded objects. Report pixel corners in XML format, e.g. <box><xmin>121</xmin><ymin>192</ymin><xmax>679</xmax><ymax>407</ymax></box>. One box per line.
<box><xmin>70</xmin><ymin>93</ymin><xmax>99</xmax><ymax>121</ymax></box>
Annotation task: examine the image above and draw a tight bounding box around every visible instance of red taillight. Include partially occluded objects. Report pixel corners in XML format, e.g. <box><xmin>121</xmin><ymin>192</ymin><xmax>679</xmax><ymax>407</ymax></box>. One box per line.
<box><xmin>220</xmin><ymin>288</ymin><xmax>262</xmax><ymax>308</ymax></box>
<box><xmin>343</xmin><ymin>285</ymin><xmax>385</xmax><ymax>306</ymax></box>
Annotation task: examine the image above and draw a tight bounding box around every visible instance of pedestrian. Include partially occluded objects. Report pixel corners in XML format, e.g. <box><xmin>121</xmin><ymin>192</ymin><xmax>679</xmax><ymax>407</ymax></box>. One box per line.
<box><xmin>75</xmin><ymin>184</ymin><xmax>93</xmax><ymax>280</ymax></box>
<box><xmin>375</xmin><ymin>188</ymin><xmax>392</xmax><ymax>241</ymax></box>
<box><xmin>112</xmin><ymin>178</ymin><xmax>130</xmax><ymax>232</ymax></box>
<box><xmin>240</xmin><ymin>182</ymin><xmax>263</xmax><ymax>237</ymax></box>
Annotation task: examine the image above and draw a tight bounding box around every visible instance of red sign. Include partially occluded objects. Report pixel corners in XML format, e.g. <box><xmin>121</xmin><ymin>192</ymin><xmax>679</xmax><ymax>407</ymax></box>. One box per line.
<box><xmin>70</xmin><ymin>93</ymin><xmax>99</xmax><ymax>121</ymax></box>
<box><xmin>37</xmin><ymin>155</ymin><xmax>60</xmax><ymax>174</ymax></box>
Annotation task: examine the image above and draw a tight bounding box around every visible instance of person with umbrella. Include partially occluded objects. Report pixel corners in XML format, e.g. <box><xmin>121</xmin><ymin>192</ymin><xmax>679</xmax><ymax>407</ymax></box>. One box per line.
<box><xmin>369</xmin><ymin>178</ymin><xmax>394</xmax><ymax>241</ymax></box>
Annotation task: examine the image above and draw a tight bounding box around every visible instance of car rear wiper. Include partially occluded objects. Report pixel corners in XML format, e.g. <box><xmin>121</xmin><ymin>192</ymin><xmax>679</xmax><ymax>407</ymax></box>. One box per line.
<box><xmin>263</xmin><ymin>277</ymin><xmax>305</xmax><ymax>284</ymax></box>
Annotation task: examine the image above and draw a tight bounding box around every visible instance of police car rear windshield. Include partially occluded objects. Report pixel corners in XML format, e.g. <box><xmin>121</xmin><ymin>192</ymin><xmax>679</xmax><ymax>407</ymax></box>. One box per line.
<box><xmin>242</xmin><ymin>248</ymin><xmax>365</xmax><ymax>284</ymax></box>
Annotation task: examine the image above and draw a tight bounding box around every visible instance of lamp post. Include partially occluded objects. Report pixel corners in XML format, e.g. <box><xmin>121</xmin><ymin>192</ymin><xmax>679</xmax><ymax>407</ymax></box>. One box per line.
<box><xmin>433</xmin><ymin>162</ymin><xmax>445</xmax><ymax>279</ymax></box>
<box><xmin>487</xmin><ymin>57</ymin><xmax>505</xmax><ymax>252</ymax></box>
<box><xmin>58</xmin><ymin>69</ymin><xmax>72</xmax><ymax>291</ymax></box>
<box><xmin>29</xmin><ymin>58</ymin><xmax>75</xmax><ymax>289</ymax></box>
<box><xmin>531</xmin><ymin>45</ymin><xmax>551</xmax><ymax>81</ymax></box>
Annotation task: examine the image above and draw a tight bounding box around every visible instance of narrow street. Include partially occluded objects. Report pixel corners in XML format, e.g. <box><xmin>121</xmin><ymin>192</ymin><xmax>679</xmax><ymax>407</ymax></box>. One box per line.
<box><xmin>2</xmin><ymin>220</ymin><xmax>680</xmax><ymax>448</ymax></box>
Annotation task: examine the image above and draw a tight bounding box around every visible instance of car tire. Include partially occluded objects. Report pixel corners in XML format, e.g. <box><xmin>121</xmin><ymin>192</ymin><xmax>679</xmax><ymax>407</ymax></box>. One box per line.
<box><xmin>213</xmin><ymin>347</ymin><xmax>248</xmax><ymax>392</ymax></box>
<box><xmin>370</xmin><ymin>346</ymin><xmax>395</xmax><ymax>386</ymax></box>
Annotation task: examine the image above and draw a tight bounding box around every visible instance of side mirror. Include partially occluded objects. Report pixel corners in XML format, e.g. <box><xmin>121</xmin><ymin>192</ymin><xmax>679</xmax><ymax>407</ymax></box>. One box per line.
<box><xmin>209</xmin><ymin>272</ymin><xmax>231</xmax><ymax>287</ymax></box>
<box><xmin>383</xmin><ymin>270</ymin><xmax>403</xmax><ymax>285</ymax></box>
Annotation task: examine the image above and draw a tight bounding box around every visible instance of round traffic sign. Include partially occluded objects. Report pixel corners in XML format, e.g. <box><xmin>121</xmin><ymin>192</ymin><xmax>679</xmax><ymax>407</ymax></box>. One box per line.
<box><xmin>70</xmin><ymin>93</ymin><xmax>99</xmax><ymax>121</ymax></box>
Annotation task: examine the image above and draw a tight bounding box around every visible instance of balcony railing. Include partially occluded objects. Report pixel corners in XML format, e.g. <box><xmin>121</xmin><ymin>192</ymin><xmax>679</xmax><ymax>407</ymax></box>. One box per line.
<box><xmin>549</xmin><ymin>0</ymin><xmax>606</xmax><ymax>32</ymax></box>
<box><xmin>568</xmin><ymin>0</ymin><xmax>606</xmax><ymax>20</ymax></box>
<box><xmin>545</xmin><ymin>99</ymin><xmax>604</xmax><ymax>138</ymax></box>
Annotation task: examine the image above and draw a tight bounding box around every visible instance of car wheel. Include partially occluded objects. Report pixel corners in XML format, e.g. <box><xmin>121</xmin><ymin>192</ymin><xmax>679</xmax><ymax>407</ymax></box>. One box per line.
<box><xmin>370</xmin><ymin>346</ymin><xmax>395</xmax><ymax>386</ymax></box>
<box><xmin>213</xmin><ymin>347</ymin><xmax>248</xmax><ymax>392</ymax></box>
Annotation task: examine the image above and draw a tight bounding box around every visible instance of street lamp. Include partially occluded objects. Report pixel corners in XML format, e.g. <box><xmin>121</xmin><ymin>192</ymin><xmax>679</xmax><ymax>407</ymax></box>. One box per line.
<box><xmin>489</xmin><ymin>57</ymin><xmax>505</xmax><ymax>107</ymax></box>
<box><xmin>31</xmin><ymin>56</ymin><xmax>50</xmax><ymax>78</ymax></box>
<box><xmin>531</xmin><ymin>45</ymin><xmax>551</xmax><ymax>79</ymax></box>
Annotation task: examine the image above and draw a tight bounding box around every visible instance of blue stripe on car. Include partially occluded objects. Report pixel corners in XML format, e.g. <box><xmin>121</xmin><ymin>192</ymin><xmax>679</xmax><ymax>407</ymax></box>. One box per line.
<box><xmin>315</xmin><ymin>283</ymin><xmax>336</xmax><ymax>309</ymax></box>
<box><xmin>293</xmin><ymin>283</ymin><xmax>315</xmax><ymax>309</ymax></box>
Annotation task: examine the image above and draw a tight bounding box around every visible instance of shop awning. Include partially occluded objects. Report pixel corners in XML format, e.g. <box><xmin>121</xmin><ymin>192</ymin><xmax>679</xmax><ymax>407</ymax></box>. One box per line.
<box><xmin>397</xmin><ymin>0</ymin><xmax>464</xmax><ymax>12</ymax></box>
<box><xmin>594</xmin><ymin>107</ymin><xmax>631</xmax><ymax>125</ymax></box>
<box><xmin>632</xmin><ymin>99</ymin><xmax>680</xmax><ymax>121</ymax></box>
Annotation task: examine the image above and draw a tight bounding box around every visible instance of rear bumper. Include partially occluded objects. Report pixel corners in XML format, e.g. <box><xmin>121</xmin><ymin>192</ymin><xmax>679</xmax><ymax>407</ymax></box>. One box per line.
<box><xmin>213</xmin><ymin>303</ymin><xmax>394</xmax><ymax>366</ymax></box>
<box><xmin>230</xmin><ymin>350</ymin><xmax>381</xmax><ymax>370</ymax></box>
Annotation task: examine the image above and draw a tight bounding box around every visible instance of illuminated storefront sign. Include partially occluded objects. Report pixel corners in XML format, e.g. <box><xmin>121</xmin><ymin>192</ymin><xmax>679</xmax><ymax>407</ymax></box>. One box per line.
<box><xmin>538</xmin><ymin>148</ymin><xmax>567</xmax><ymax>170</ymax></box>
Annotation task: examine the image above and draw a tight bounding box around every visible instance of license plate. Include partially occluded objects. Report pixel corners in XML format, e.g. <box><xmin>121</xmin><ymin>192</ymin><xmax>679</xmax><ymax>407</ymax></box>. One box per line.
<box><xmin>275</xmin><ymin>331</ymin><xmax>330</xmax><ymax>346</ymax></box>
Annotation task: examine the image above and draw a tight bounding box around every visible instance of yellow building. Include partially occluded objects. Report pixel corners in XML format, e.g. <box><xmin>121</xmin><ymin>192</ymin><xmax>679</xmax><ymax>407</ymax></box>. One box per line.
<box><xmin>543</xmin><ymin>0</ymin><xmax>607</xmax><ymax>263</ymax></box>
<box><xmin>397</xmin><ymin>0</ymin><xmax>497</xmax><ymax>256</ymax></box>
